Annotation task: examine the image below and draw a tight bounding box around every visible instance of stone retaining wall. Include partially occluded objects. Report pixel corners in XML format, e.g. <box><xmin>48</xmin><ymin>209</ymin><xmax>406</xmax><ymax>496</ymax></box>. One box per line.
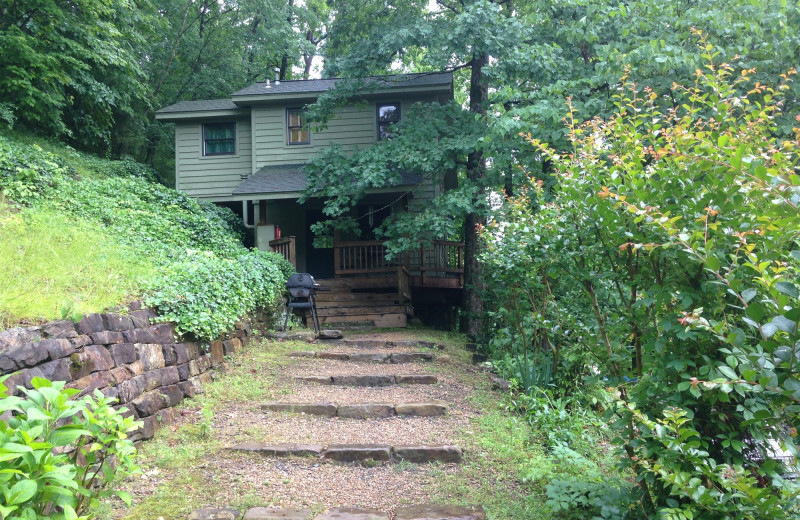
<box><xmin>0</xmin><ymin>301</ymin><xmax>265</xmax><ymax>443</ymax></box>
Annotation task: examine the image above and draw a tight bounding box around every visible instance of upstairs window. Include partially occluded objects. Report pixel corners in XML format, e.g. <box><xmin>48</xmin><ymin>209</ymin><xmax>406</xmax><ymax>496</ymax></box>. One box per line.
<box><xmin>287</xmin><ymin>108</ymin><xmax>310</xmax><ymax>145</ymax></box>
<box><xmin>203</xmin><ymin>122</ymin><xmax>235</xmax><ymax>156</ymax></box>
<box><xmin>377</xmin><ymin>103</ymin><xmax>401</xmax><ymax>140</ymax></box>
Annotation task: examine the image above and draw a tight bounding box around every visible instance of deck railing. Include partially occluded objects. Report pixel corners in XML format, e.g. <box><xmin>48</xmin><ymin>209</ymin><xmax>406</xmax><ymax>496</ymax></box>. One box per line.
<box><xmin>269</xmin><ymin>236</ymin><xmax>297</xmax><ymax>267</ymax></box>
<box><xmin>333</xmin><ymin>239</ymin><xmax>464</xmax><ymax>288</ymax></box>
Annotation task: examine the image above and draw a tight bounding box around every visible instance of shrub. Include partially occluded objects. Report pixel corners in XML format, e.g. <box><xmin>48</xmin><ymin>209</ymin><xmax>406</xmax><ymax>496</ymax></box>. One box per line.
<box><xmin>487</xmin><ymin>38</ymin><xmax>800</xmax><ymax>518</ymax></box>
<box><xmin>145</xmin><ymin>250</ymin><xmax>292</xmax><ymax>340</ymax></box>
<box><xmin>0</xmin><ymin>377</ymin><xmax>140</xmax><ymax>519</ymax></box>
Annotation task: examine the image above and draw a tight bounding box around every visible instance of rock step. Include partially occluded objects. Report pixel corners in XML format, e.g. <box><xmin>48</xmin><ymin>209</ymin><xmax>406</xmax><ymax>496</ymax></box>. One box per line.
<box><xmin>289</xmin><ymin>351</ymin><xmax>435</xmax><ymax>363</ymax></box>
<box><xmin>295</xmin><ymin>374</ymin><xmax>437</xmax><ymax>386</ymax></box>
<box><xmin>189</xmin><ymin>504</ymin><xmax>485</xmax><ymax>520</ymax></box>
<box><xmin>230</xmin><ymin>443</ymin><xmax>463</xmax><ymax>463</ymax></box>
<box><xmin>337</xmin><ymin>339</ymin><xmax>445</xmax><ymax>350</ymax></box>
<box><xmin>261</xmin><ymin>401</ymin><xmax>447</xmax><ymax>418</ymax></box>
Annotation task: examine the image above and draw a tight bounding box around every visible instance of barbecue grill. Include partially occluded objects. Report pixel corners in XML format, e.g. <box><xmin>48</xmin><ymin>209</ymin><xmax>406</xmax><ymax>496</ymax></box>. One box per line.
<box><xmin>283</xmin><ymin>273</ymin><xmax>321</xmax><ymax>334</ymax></box>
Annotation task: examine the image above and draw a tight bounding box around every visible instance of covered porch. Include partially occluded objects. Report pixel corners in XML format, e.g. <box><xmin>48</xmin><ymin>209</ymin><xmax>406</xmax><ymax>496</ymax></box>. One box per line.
<box><xmin>233</xmin><ymin>163</ymin><xmax>463</xmax><ymax>327</ymax></box>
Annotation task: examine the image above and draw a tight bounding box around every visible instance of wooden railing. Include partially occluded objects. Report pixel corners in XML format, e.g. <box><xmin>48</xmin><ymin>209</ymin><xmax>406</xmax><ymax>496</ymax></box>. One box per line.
<box><xmin>333</xmin><ymin>239</ymin><xmax>464</xmax><ymax>288</ymax></box>
<box><xmin>269</xmin><ymin>236</ymin><xmax>296</xmax><ymax>267</ymax></box>
<box><xmin>333</xmin><ymin>240</ymin><xmax>402</xmax><ymax>274</ymax></box>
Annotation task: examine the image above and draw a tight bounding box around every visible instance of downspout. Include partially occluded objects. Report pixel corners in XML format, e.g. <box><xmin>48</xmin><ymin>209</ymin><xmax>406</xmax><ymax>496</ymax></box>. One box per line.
<box><xmin>242</xmin><ymin>200</ymin><xmax>255</xmax><ymax>229</ymax></box>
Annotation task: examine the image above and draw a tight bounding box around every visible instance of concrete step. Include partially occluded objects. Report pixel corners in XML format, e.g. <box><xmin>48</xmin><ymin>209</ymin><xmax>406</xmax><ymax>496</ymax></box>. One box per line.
<box><xmin>261</xmin><ymin>401</ymin><xmax>447</xmax><ymax>418</ymax></box>
<box><xmin>190</xmin><ymin>505</ymin><xmax>486</xmax><ymax>520</ymax></box>
<box><xmin>230</xmin><ymin>443</ymin><xmax>462</xmax><ymax>463</ymax></box>
<box><xmin>294</xmin><ymin>374</ymin><xmax>437</xmax><ymax>386</ymax></box>
<box><xmin>288</xmin><ymin>351</ymin><xmax>435</xmax><ymax>363</ymax></box>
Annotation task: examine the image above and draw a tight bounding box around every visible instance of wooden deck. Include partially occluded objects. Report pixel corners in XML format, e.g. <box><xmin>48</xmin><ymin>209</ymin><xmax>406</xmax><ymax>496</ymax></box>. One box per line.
<box><xmin>333</xmin><ymin>240</ymin><xmax>464</xmax><ymax>289</ymax></box>
<box><xmin>272</xmin><ymin>239</ymin><xmax>463</xmax><ymax>328</ymax></box>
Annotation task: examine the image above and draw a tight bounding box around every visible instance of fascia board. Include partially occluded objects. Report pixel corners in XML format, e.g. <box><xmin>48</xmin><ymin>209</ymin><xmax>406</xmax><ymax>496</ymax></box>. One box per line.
<box><xmin>155</xmin><ymin>109</ymin><xmax>250</xmax><ymax>121</ymax></box>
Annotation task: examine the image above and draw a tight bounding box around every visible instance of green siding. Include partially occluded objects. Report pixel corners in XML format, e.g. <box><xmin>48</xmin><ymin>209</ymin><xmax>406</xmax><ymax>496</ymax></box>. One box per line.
<box><xmin>175</xmin><ymin>119</ymin><xmax>252</xmax><ymax>199</ymax></box>
<box><xmin>174</xmin><ymin>94</ymin><xmax>445</xmax><ymax>200</ymax></box>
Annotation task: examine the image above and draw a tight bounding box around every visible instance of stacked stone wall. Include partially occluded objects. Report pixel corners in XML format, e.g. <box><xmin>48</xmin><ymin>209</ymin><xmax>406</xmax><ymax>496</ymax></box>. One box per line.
<box><xmin>0</xmin><ymin>301</ymin><xmax>265</xmax><ymax>442</ymax></box>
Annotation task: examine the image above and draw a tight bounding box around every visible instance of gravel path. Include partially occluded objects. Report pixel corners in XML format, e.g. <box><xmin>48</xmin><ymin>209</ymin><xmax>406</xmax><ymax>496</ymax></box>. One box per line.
<box><xmin>118</xmin><ymin>330</ymin><xmax>492</xmax><ymax>518</ymax></box>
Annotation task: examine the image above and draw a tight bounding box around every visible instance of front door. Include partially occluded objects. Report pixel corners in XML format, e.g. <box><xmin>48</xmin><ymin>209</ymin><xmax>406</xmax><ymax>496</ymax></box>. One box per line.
<box><xmin>305</xmin><ymin>209</ymin><xmax>334</xmax><ymax>278</ymax></box>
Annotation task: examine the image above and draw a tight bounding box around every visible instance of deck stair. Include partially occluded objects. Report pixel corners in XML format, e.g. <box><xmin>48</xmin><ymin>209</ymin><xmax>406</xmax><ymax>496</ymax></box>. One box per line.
<box><xmin>310</xmin><ymin>276</ymin><xmax>412</xmax><ymax>329</ymax></box>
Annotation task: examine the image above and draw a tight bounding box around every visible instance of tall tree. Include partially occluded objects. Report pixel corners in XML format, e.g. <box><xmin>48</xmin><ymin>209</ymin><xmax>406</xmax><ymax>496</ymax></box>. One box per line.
<box><xmin>0</xmin><ymin>0</ymin><xmax>151</xmax><ymax>151</ymax></box>
<box><xmin>305</xmin><ymin>0</ymin><xmax>528</xmax><ymax>337</ymax></box>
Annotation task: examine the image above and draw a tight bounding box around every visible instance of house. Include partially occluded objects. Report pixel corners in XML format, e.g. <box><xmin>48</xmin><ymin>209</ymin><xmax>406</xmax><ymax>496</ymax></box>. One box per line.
<box><xmin>155</xmin><ymin>71</ymin><xmax>463</xmax><ymax>327</ymax></box>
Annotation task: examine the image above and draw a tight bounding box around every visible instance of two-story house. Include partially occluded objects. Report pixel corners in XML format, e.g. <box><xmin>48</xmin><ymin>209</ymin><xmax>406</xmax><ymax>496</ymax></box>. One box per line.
<box><xmin>155</xmin><ymin>72</ymin><xmax>463</xmax><ymax>328</ymax></box>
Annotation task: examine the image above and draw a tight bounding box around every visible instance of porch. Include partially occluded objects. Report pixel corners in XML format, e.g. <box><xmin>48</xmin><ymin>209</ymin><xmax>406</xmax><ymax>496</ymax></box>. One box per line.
<box><xmin>269</xmin><ymin>237</ymin><xmax>464</xmax><ymax>328</ymax></box>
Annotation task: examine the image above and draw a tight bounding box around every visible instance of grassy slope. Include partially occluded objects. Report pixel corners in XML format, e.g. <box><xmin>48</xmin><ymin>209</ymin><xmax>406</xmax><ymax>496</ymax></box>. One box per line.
<box><xmin>0</xmin><ymin>132</ymin><xmax>291</xmax><ymax>336</ymax></box>
<box><xmin>0</xmin><ymin>133</ymin><xmax>161</xmax><ymax>326</ymax></box>
<box><xmin>0</xmin><ymin>203</ymin><xmax>153</xmax><ymax>327</ymax></box>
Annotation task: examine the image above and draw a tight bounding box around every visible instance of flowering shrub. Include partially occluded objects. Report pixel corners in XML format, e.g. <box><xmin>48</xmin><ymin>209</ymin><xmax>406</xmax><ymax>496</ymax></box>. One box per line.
<box><xmin>483</xmin><ymin>38</ymin><xmax>800</xmax><ymax>517</ymax></box>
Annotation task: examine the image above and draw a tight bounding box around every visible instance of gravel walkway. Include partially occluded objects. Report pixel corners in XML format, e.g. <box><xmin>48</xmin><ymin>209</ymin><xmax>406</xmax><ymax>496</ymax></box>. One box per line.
<box><xmin>118</xmin><ymin>330</ymin><xmax>492</xmax><ymax>519</ymax></box>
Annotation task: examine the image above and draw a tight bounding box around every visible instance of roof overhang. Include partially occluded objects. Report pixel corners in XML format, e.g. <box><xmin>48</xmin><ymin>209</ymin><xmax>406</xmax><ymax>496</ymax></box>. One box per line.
<box><xmin>195</xmin><ymin>185</ymin><xmax>418</xmax><ymax>204</ymax></box>
<box><xmin>154</xmin><ymin>109</ymin><xmax>250</xmax><ymax>121</ymax></box>
<box><xmin>231</xmin><ymin>84</ymin><xmax>452</xmax><ymax>106</ymax></box>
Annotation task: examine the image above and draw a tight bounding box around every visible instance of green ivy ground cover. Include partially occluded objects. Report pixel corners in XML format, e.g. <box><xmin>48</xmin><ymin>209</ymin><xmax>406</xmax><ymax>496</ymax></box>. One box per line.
<box><xmin>0</xmin><ymin>134</ymin><xmax>292</xmax><ymax>338</ymax></box>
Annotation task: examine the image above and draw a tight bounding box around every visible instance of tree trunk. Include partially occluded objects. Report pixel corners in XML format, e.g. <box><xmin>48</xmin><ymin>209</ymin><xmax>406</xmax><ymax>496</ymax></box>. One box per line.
<box><xmin>460</xmin><ymin>54</ymin><xmax>489</xmax><ymax>339</ymax></box>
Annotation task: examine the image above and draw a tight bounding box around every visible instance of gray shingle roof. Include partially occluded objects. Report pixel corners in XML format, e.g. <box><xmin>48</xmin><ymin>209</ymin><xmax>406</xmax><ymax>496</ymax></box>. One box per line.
<box><xmin>233</xmin><ymin>164</ymin><xmax>308</xmax><ymax>195</ymax></box>
<box><xmin>232</xmin><ymin>164</ymin><xmax>424</xmax><ymax>196</ymax></box>
<box><xmin>231</xmin><ymin>72</ymin><xmax>452</xmax><ymax>98</ymax></box>
<box><xmin>156</xmin><ymin>99</ymin><xmax>241</xmax><ymax>114</ymax></box>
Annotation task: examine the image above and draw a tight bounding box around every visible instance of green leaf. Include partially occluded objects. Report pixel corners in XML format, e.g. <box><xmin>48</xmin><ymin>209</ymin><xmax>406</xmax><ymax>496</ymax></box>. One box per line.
<box><xmin>775</xmin><ymin>281</ymin><xmax>799</xmax><ymax>299</ymax></box>
<box><xmin>6</xmin><ymin>479</ymin><xmax>37</xmax><ymax>506</ymax></box>
<box><xmin>49</xmin><ymin>427</ymin><xmax>91</xmax><ymax>447</ymax></box>
<box><xmin>706</xmin><ymin>255</ymin><xmax>721</xmax><ymax>272</ymax></box>
<box><xmin>741</xmin><ymin>288</ymin><xmax>757</xmax><ymax>303</ymax></box>
<box><xmin>115</xmin><ymin>489</ymin><xmax>133</xmax><ymax>506</ymax></box>
<box><xmin>718</xmin><ymin>366</ymin><xmax>738</xmax><ymax>379</ymax></box>
<box><xmin>772</xmin><ymin>316</ymin><xmax>796</xmax><ymax>334</ymax></box>
<box><xmin>746</xmin><ymin>302</ymin><xmax>765</xmax><ymax>322</ymax></box>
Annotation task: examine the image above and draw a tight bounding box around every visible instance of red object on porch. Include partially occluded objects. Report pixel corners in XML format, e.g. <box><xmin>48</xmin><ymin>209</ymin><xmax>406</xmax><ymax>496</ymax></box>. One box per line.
<box><xmin>275</xmin><ymin>225</ymin><xmax>281</xmax><ymax>239</ymax></box>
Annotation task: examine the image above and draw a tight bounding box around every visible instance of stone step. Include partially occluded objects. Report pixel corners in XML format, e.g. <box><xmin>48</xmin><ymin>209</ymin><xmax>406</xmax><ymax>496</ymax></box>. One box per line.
<box><xmin>288</xmin><ymin>351</ymin><xmax>435</xmax><ymax>363</ymax></box>
<box><xmin>190</xmin><ymin>504</ymin><xmax>485</xmax><ymax>520</ymax></box>
<box><xmin>261</xmin><ymin>401</ymin><xmax>447</xmax><ymax>418</ymax></box>
<box><xmin>294</xmin><ymin>374</ymin><xmax>437</xmax><ymax>386</ymax></box>
<box><xmin>230</xmin><ymin>443</ymin><xmax>463</xmax><ymax>463</ymax></box>
<box><xmin>338</xmin><ymin>339</ymin><xmax>445</xmax><ymax>349</ymax></box>
<box><xmin>319</xmin><ymin>313</ymin><xmax>407</xmax><ymax>328</ymax></box>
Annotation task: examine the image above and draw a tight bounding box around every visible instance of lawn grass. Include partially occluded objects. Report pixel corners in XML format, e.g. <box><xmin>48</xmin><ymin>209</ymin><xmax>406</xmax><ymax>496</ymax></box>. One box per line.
<box><xmin>0</xmin><ymin>202</ymin><xmax>154</xmax><ymax>327</ymax></box>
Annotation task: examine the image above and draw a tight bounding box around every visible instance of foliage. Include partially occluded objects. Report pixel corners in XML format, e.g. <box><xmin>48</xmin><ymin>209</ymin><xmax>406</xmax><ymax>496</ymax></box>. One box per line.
<box><xmin>483</xmin><ymin>42</ymin><xmax>800</xmax><ymax>518</ymax></box>
<box><xmin>0</xmin><ymin>0</ymin><xmax>150</xmax><ymax>150</ymax></box>
<box><xmin>0</xmin><ymin>134</ymin><xmax>291</xmax><ymax>338</ymax></box>
<box><xmin>145</xmin><ymin>249</ymin><xmax>292</xmax><ymax>340</ymax></box>
<box><xmin>0</xmin><ymin>377</ymin><xmax>140</xmax><ymax>519</ymax></box>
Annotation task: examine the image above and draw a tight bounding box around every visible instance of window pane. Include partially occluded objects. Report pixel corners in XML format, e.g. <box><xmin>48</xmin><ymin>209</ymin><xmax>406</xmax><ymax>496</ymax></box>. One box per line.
<box><xmin>288</xmin><ymin>111</ymin><xmax>303</xmax><ymax>127</ymax></box>
<box><xmin>290</xmin><ymin>128</ymin><xmax>309</xmax><ymax>144</ymax></box>
<box><xmin>378</xmin><ymin>104</ymin><xmax>400</xmax><ymax>122</ymax></box>
<box><xmin>203</xmin><ymin>123</ymin><xmax>235</xmax><ymax>155</ymax></box>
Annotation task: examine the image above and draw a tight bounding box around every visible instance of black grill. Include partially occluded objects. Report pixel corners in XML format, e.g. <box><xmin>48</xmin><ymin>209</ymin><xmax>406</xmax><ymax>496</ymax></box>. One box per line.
<box><xmin>283</xmin><ymin>273</ymin><xmax>321</xmax><ymax>334</ymax></box>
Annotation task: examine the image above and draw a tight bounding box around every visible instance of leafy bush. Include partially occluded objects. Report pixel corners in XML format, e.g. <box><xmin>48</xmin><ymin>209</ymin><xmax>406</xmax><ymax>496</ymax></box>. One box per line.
<box><xmin>0</xmin><ymin>137</ymin><xmax>70</xmax><ymax>202</ymax></box>
<box><xmin>0</xmin><ymin>377</ymin><xmax>140</xmax><ymax>519</ymax></box>
<box><xmin>145</xmin><ymin>250</ymin><xmax>292</xmax><ymax>340</ymax></box>
<box><xmin>484</xmin><ymin>38</ymin><xmax>800</xmax><ymax>518</ymax></box>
